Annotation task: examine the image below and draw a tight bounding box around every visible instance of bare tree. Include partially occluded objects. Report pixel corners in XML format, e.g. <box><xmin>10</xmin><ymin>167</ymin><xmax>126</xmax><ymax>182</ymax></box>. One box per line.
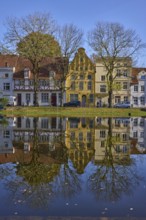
<box><xmin>3</xmin><ymin>12</ymin><xmax>61</xmax><ymax>106</ymax></box>
<box><xmin>88</xmin><ymin>22</ymin><xmax>145</xmax><ymax>107</ymax></box>
<box><xmin>4</xmin><ymin>12</ymin><xmax>58</xmax><ymax>49</ymax></box>
<box><xmin>58</xmin><ymin>23</ymin><xmax>84</xmax><ymax>60</ymax></box>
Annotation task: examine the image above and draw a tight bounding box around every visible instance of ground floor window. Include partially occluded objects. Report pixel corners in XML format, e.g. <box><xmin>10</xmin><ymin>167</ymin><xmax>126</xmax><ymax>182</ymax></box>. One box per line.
<box><xmin>70</xmin><ymin>94</ymin><xmax>78</xmax><ymax>101</ymax></box>
<box><xmin>140</xmin><ymin>96</ymin><xmax>145</xmax><ymax>105</ymax></box>
<box><xmin>115</xmin><ymin>96</ymin><xmax>121</xmax><ymax>103</ymax></box>
<box><xmin>124</xmin><ymin>96</ymin><xmax>128</xmax><ymax>102</ymax></box>
<box><xmin>41</xmin><ymin>93</ymin><xmax>49</xmax><ymax>103</ymax></box>
<box><xmin>133</xmin><ymin>97</ymin><xmax>138</xmax><ymax>105</ymax></box>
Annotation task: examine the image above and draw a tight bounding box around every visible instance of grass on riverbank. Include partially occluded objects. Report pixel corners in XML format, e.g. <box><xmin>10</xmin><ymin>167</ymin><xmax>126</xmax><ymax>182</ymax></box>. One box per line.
<box><xmin>1</xmin><ymin>106</ymin><xmax>146</xmax><ymax>117</ymax></box>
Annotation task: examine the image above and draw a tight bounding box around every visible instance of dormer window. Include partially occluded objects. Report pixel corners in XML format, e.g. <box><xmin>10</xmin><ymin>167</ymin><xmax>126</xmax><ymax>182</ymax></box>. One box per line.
<box><xmin>24</xmin><ymin>68</ymin><xmax>30</xmax><ymax>78</ymax></box>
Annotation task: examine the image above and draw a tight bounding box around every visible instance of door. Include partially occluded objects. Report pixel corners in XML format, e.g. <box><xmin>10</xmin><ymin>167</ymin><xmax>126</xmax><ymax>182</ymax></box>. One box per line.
<box><xmin>17</xmin><ymin>94</ymin><xmax>22</xmax><ymax>106</ymax></box>
<box><xmin>51</xmin><ymin>93</ymin><xmax>57</xmax><ymax>106</ymax></box>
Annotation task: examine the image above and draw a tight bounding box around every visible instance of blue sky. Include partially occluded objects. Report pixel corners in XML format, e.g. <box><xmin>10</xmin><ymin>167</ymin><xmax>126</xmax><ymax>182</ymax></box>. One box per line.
<box><xmin>0</xmin><ymin>0</ymin><xmax>146</xmax><ymax>66</ymax></box>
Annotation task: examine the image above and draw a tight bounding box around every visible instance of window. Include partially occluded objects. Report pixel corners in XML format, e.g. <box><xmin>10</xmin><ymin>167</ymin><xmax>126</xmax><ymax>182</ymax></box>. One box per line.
<box><xmin>141</xmin><ymin>86</ymin><xmax>144</xmax><ymax>92</ymax></box>
<box><xmin>123</xmin><ymin>69</ymin><xmax>128</xmax><ymax>77</ymax></box>
<box><xmin>70</xmin><ymin>94</ymin><xmax>78</xmax><ymax>101</ymax></box>
<box><xmin>71</xmin><ymin>74</ymin><xmax>76</xmax><ymax>80</ymax></box>
<box><xmin>3</xmin><ymin>130</ymin><xmax>10</xmax><ymax>138</ymax></box>
<box><xmin>79</xmin><ymin>82</ymin><xmax>84</xmax><ymax>90</ymax></box>
<box><xmin>140</xmin><ymin>132</ymin><xmax>144</xmax><ymax>138</ymax></box>
<box><xmin>80</xmin><ymin>74</ymin><xmax>84</xmax><ymax>80</ymax></box>
<box><xmin>40</xmin><ymin>80</ymin><xmax>46</xmax><ymax>86</ymax></box>
<box><xmin>5</xmin><ymin>73</ymin><xmax>9</xmax><ymax>78</ymax></box>
<box><xmin>123</xmin><ymin>82</ymin><xmax>128</xmax><ymax>90</ymax></box>
<box><xmin>133</xmin><ymin>118</ymin><xmax>138</xmax><ymax>126</ymax></box>
<box><xmin>117</xmin><ymin>69</ymin><xmax>121</xmax><ymax>77</ymax></box>
<box><xmin>87</xmin><ymin>132</ymin><xmax>92</xmax><ymax>141</ymax></box>
<box><xmin>141</xmin><ymin>75</ymin><xmax>146</xmax><ymax>80</ymax></box>
<box><xmin>29</xmin><ymin>80</ymin><xmax>33</xmax><ymax>86</ymax></box>
<box><xmin>133</xmin><ymin>97</ymin><xmax>138</xmax><ymax>105</ymax></box>
<box><xmin>100</xmin><ymin>85</ymin><xmax>106</xmax><ymax>92</ymax></box>
<box><xmin>124</xmin><ymin>96</ymin><xmax>128</xmax><ymax>102</ymax></box>
<box><xmin>70</xmin><ymin>121</ymin><xmax>78</xmax><ymax>128</ymax></box>
<box><xmin>100</xmin><ymin>130</ymin><xmax>106</xmax><ymax>138</ymax></box>
<box><xmin>3</xmin><ymin>83</ymin><xmax>10</xmax><ymax>91</ymax></box>
<box><xmin>88</xmin><ymin>81</ymin><xmax>92</xmax><ymax>90</ymax></box>
<box><xmin>41</xmin><ymin>118</ymin><xmax>49</xmax><ymax>129</ymax></box>
<box><xmin>24</xmin><ymin>68</ymin><xmax>29</xmax><ymax>78</ymax></box>
<box><xmin>89</xmin><ymin>94</ymin><xmax>94</xmax><ymax>103</ymax></box>
<box><xmin>116</xmin><ymin>145</ymin><xmax>121</xmax><ymax>153</ymax></box>
<box><xmin>101</xmin><ymin>141</ymin><xmax>105</xmax><ymax>148</ymax></box>
<box><xmin>140</xmin><ymin>97</ymin><xmax>145</xmax><ymax>105</ymax></box>
<box><xmin>101</xmin><ymin>75</ymin><xmax>106</xmax><ymax>81</ymax></box>
<box><xmin>70</xmin><ymin>132</ymin><xmax>75</xmax><ymax>139</ymax></box>
<box><xmin>133</xmin><ymin>131</ymin><xmax>138</xmax><ymax>138</ymax></box>
<box><xmin>41</xmin><ymin>93</ymin><xmax>49</xmax><ymax>103</ymax></box>
<box><xmin>71</xmin><ymin>82</ymin><xmax>75</xmax><ymax>90</ymax></box>
<box><xmin>134</xmin><ymin>85</ymin><xmax>138</xmax><ymax>92</ymax></box>
<box><xmin>26</xmin><ymin>94</ymin><xmax>30</xmax><ymax>102</ymax></box>
<box><xmin>79</xmin><ymin>132</ymin><xmax>83</xmax><ymax>141</ymax></box>
<box><xmin>88</xmin><ymin>74</ymin><xmax>92</xmax><ymax>80</ymax></box>
<box><xmin>26</xmin><ymin>118</ymin><xmax>30</xmax><ymax>128</ymax></box>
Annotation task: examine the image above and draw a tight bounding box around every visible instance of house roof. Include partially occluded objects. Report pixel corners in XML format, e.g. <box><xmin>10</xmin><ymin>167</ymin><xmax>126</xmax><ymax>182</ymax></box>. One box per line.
<box><xmin>0</xmin><ymin>54</ymin><xmax>68</xmax><ymax>79</ymax></box>
<box><xmin>131</xmin><ymin>67</ymin><xmax>146</xmax><ymax>85</ymax></box>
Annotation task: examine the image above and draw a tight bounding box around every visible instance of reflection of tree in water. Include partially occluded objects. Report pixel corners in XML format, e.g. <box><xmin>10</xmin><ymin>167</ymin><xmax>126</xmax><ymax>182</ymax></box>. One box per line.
<box><xmin>54</xmin><ymin>160</ymin><xmax>81</xmax><ymax>198</ymax></box>
<box><xmin>4</xmin><ymin>117</ymin><xmax>81</xmax><ymax>208</ymax></box>
<box><xmin>87</xmin><ymin>118</ymin><xmax>144</xmax><ymax>201</ymax></box>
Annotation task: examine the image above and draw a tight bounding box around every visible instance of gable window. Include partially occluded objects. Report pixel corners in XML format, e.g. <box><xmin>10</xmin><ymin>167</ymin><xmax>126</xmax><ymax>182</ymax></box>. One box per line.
<box><xmin>3</xmin><ymin>83</ymin><xmax>10</xmax><ymax>91</ymax></box>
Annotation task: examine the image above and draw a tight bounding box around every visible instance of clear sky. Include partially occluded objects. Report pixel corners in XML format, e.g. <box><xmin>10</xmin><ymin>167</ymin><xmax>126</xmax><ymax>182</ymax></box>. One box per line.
<box><xmin>0</xmin><ymin>0</ymin><xmax>146</xmax><ymax>66</ymax></box>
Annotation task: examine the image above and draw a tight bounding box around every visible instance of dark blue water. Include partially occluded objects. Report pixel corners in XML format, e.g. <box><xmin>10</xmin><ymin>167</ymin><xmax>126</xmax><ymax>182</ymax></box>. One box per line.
<box><xmin>0</xmin><ymin>116</ymin><xmax>146</xmax><ymax>218</ymax></box>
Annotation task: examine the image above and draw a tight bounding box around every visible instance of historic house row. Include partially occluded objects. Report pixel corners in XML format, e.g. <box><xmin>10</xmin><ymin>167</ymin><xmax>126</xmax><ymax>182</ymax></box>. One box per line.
<box><xmin>0</xmin><ymin>48</ymin><xmax>146</xmax><ymax>107</ymax></box>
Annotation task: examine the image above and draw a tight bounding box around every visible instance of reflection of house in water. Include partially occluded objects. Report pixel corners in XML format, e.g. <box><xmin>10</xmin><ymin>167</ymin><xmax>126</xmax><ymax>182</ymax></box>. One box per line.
<box><xmin>13</xmin><ymin>117</ymin><xmax>66</xmax><ymax>152</ymax></box>
<box><xmin>0</xmin><ymin>117</ymin><xmax>15</xmax><ymax>154</ymax></box>
<box><xmin>94</xmin><ymin>117</ymin><xmax>131</xmax><ymax>162</ymax></box>
<box><xmin>65</xmin><ymin>117</ymin><xmax>95</xmax><ymax>173</ymax></box>
<box><xmin>130</xmin><ymin>117</ymin><xmax>146</xmax><ymax>153</ymax></box>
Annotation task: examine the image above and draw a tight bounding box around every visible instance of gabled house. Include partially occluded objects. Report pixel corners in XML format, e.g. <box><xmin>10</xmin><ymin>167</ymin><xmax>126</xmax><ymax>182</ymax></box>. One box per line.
<box><xmin>66</xmin><ymin>48</ymin><xmax>95</xmax><ymax>107</ymax></box>
<box><xmin>130</xmin><ymin>68</ymin><xmax>146</xmax><ymax>108</ymax></box>
<box><xmin>0</xmin><ymin>55</ymin><xmax>67</xmax><ymax>106</ymax></box>
<box><xmin>95</xmin><ymin>57</ymin><xmax>132</xmax><ymax>107</ymax></box>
